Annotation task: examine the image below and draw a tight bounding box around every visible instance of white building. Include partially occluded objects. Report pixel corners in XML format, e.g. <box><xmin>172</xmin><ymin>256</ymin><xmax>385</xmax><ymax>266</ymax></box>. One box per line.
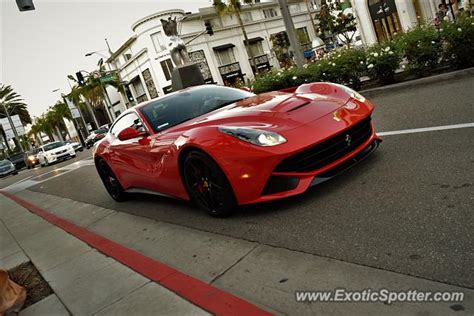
<box><xmin>106</xmin><ymin>1</ymin><xmax>319</xmax><ymax>107</ymax></box>
<box><xmin>350</xmin><ymin>0</ymin><xmax>441</xmax><ymax>45</ymax></box>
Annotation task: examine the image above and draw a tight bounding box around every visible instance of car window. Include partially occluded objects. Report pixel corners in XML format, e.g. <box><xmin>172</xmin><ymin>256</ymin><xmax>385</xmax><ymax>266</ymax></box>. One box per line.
<box><xmin>95</xmin><ymin>128</ymin><xmax>108</xmax><ymax>134</ymax></box>
<box><xmin>0</xmin><ymin>160</ymin><xmax>11</xmax><ymax>166</ymax></box>
<box><xmin>110</xmin><ymin>112</ymin><xmax>145</xmax><ymax>137</ymax></box>
<box><xmin>10</xmin><ymin>153</ymin><xmax>24</xmax><ymax>159</ymax></box>
<box><xmin>139</xmin><ymin>85</ymin><xmax>254</xmax><ymax>133</ymax></box>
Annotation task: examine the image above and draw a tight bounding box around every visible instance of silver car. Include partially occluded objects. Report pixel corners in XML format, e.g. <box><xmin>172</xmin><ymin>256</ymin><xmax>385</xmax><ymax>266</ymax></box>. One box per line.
<box><xmin>0</xmin><ymin>159</ymin><xmax>18</xmax><ymax>178</ymax></box>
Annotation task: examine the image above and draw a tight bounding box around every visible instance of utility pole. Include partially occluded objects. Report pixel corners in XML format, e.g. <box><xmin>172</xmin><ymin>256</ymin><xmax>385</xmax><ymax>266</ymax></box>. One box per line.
<box><xmin>277</xmin><ymin>0</ymin><xmax>305</xmax><ymax>68</ymax></box>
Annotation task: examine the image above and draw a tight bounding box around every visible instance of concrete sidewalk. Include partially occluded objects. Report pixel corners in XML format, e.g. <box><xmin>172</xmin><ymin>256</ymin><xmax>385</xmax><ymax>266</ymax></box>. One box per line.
<box><xmin>0</xmin><ymin>195</ymin><xmax>209</xmax><ymax>315</ymax></box>
<box><xmin>1</xmin><ymin>190</ymin><xmax>473</xmax><ymax>315</ymax></box>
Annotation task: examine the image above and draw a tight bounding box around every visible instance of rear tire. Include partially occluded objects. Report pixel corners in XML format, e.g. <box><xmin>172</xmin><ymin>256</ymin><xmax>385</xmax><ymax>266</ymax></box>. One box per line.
<box><xmin>183</xmin><ymin>151</ymin><xmax>236</xmax><ymax>217</ymax></box>
<box><xmin>96</xmin><ymin>159</ymin><xmax>127</xmax><ymax>202</ymax></box>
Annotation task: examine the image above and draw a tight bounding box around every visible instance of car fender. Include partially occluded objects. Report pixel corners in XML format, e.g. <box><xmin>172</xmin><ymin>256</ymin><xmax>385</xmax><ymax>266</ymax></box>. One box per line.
<box><xmin>174</xmin><ymin>126</ymin><xmax>283</xmax><ymax>204</ymax></box>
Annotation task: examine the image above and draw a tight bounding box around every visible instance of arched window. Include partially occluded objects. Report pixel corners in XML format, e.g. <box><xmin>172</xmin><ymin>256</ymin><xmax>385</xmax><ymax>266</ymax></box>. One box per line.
<box><xmin>367</xmin><ymin>0</ymin><xmax>402</xmax><ymax>42</ymax></box>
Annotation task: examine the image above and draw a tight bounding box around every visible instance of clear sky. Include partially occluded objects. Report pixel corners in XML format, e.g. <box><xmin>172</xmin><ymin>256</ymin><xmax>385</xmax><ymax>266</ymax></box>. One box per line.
<box><xmin>1</xmin><ymin>0</ymin><xmax>211</xmax><ymax>118</ymax></box>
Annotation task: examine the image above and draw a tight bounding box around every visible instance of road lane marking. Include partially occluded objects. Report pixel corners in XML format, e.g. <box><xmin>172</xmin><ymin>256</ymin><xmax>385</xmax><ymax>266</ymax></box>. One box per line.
<box><xmin>378</xmin><ymin>123</ymin><xmax>474</xmax><ymax>136</ymax></box>
<box><xmin>3</xmin><ymin>159</ymin><xmax>95</xmax><ymax>193</ymax></box>
<box><xmin>0</xmin><ymin>191</ymin><xmax>271</xmax><ymax>316</ymax></box>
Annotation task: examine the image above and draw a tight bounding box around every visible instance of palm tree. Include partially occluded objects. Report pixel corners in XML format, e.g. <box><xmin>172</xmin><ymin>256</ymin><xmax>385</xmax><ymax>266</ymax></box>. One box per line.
<box><xmin>0</xmin><ymin>84</ymin><xmax>32</xmax><ymax>151</ymax></box>
<box><xmin>50</xmin><ymin>101</ymin><xmax>73</xmax><ymax>139</ymax></box>
<box><xmin>213</xmin><ymin>0</ymin><xmax>259</xmax><ymax>75</ymax></box>
<box><xmin>35</xmin><ymin>115</ymin><xmax>54</xmax><ymax>142</ymax></box>
<box><xmin>68</xmin><ymin>59</ymin><xmax>120</xmax><ymax>126</ymax></box>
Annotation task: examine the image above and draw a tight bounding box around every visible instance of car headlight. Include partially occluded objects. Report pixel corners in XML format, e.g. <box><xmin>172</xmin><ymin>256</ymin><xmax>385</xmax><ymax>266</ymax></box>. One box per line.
<box><xmin>334</xmin><ymin>83</ymin><xmax>366</xmax><ymax>103</ymax></box>
<box><xmin>218</xmin><ymin>126</ymin><xmax>287</xmax><ymax>147</ymax></box>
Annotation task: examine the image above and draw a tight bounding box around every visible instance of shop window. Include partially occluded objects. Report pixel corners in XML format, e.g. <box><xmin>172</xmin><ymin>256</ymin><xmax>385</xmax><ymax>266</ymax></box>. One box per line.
<box><xmin>131</xmin><ymin>76</ymin><xmax>147</xmax><ymax>103</ymax></box>
<box><xmin>216</xmin><ymin>48</ymin><xmax>236</xmax><ymax>66</ymax></box>
<box><xmin>263</xmin><ymin>8</ymin><xmax>278</xmax><ymax>19</ymax></box>
<box><xmin>160</xmin><ymin>59</ymin><xmax>174</xmax><ymax>81</ymax></box>
<box><xmin>242</xmin><ymin>11</ymin><xmax>253</xmax><ymax>22</ymax></box>
<box><xmin>151</xmin><ymin>32</ymin><xmax>166</xmax><ymax>52</ymax></box>
<box><xmin>248</xmin><ymin>42</ymin><xmax>264</xmax><ymax>57</ymax></box>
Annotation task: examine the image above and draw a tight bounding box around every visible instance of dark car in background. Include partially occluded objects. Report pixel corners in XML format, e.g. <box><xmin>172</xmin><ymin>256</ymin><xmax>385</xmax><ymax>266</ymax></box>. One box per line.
<box><xmin>24</xmin><ymin>148</ymin><xmax>40</xmax><ymax>169</ymax></box>
<box><xmin>0</xmin><ymin>159</ymin><xmax>18</xmax><ymax>178</ymax></box>
<box><xmin>85</xmin><ymin>128</ymin><xmax>108</xmax><ymax>149</ymax></box>
<box><xmin>8</xmin><ymin>152</ymin><xmax>26</xmax><ymax>170</ymax></box>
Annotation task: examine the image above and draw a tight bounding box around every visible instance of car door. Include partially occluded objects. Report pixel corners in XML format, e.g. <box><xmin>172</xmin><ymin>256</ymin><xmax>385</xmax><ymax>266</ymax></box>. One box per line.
<box><xmin>108</xmin><ymin>112</ymin><xmax>155</xmax><ymax>190</ymax></box>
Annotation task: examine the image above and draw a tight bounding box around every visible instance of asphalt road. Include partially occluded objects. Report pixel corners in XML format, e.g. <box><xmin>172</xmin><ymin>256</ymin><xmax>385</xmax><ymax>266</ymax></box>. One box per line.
<box><xmin>4</xmin><ymin>75</ymin><xmax>474</xmax><ymax>289</ymax></box>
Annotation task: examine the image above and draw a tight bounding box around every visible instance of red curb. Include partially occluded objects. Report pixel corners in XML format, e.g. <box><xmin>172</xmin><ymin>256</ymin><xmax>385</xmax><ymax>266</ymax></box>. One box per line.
<box><xmin>1</xmin><ymin>191</ymin><xmax>272</xmax><ymax>316</ymax></box>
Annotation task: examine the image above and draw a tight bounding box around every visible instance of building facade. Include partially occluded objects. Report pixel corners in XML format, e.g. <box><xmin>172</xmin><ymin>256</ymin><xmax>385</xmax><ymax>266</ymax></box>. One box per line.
<box><xmin>350</xmin><ymin>0</ymin><xmax>440</xmax><ymax>45</ymax></box>
<box><xmin>106</xmin><ymin>1</ymin><xmax>319</xmax><ymax>107</ymax></box>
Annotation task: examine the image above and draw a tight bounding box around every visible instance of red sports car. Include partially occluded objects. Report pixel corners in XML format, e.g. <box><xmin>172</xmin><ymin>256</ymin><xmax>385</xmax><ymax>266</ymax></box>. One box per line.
<box><xmin>93</xmin><ymin>83</ymin><xmax>381</xmax><ymax>216</ymax></box>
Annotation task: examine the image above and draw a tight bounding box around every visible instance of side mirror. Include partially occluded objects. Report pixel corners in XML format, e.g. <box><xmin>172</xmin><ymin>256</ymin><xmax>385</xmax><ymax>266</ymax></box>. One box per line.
<box><xmin>117</xmin><ymin>127</ymin><xmax>147</xmax><ymax>141</ymax></box>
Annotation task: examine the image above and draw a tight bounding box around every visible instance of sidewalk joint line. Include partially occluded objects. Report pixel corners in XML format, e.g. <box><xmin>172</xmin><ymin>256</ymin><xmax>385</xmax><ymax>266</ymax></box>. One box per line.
<box><xmin>210</xmin><ymin>243</ymin><xmax>261</xmax><ymax>285</ymax></box>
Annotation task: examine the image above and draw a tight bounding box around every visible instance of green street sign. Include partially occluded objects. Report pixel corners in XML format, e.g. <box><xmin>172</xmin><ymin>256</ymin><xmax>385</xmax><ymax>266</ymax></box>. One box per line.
<box><xmin>100</xmin><ymin>73</ymin><xmax>118</xmax><ymax>83</ymax></box>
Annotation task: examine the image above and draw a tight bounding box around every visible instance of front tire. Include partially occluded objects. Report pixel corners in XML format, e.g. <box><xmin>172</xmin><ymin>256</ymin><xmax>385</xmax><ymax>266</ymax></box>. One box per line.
<box><xmin>96</xmin><ymin>159</ymin><xmax>127</xmax><ymax>202</ymax></box>
<box><xmin>183</xmin><ymin>151</ymin><xmax>236</xmax><ymax>217</ymax></box>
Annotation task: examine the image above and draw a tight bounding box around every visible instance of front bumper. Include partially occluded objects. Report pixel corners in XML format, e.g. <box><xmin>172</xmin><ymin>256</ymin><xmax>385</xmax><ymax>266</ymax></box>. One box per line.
<box><xmin>239</xmin><ymin>130</ymin><xmax>381</xmax><ymax>205</ymax></box>
<box><xmin>46</xmin><ymin>152</ymin><xmax>75</xmax><ymax>163</ymax></box>
<box><xmin>210</xmin><ymin>108</ymin><xmax>381</xmax><ymax>205</ymax></box>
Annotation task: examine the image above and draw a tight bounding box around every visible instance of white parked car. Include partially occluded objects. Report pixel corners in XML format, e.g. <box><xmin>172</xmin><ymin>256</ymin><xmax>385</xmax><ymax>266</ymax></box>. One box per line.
<box><xmin>37</xmin><ymin>141</ymin><xmax>76</xmax><ymax>167</ymax></box>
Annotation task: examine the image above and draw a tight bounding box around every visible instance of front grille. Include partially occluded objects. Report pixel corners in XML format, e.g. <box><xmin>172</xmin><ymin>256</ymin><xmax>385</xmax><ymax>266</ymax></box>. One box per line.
<box><xmin>275</xmin><ymin>117</ymin><xmax>373</xmax><ymax>173</ymax></box>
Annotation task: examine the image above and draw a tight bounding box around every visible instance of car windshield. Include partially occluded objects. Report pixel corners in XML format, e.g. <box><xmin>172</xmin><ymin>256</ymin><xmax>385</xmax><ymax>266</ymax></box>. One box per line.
<box><xmin>0</xmin><ymin>160</ymin><xmax>11</xmax><ymax>166</ymax></box>
<box><xmin>43</xmin><ymin>142</ymin><xmax>64</xmax><ymax>151</ymax></box>
<box><xmin>139</xmin><ymin>85</ymin><xmax>255</xmax><ymax>133</ymax></box>
<box><xmin>9</xmin><ymin>153</ymin><xmax>23</xmax><ymax>159</ymax></box>
<box><xmin>95</xmin><ymin>128</ymin><xmax>107</xmax><ymax>134</ymax></box>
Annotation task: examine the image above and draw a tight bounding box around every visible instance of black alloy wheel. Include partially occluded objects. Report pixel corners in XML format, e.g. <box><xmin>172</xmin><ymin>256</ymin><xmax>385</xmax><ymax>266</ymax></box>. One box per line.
<box><xmin>97</xmin><ymin>159</ymin><xmax>127</xmax><ymax>202</ymax></box>
<box><xmin>183</xmin><ymin>151</ymin><xmax>236</xmax><ymax>217</ymax></box>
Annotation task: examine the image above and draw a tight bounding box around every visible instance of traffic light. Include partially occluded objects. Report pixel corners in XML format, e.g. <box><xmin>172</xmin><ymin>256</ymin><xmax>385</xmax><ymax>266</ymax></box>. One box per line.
<box><xmin>76</xmin><ymin>72</ymin><xmax>85</xmax><ymax>86</ymax></box>
<box><xmin>204</xmin><ymin>21</ymin><xmax>214</xmax><ymax>36</ymax></box>
<box><xmin>16</xmin><ymin>0</ymin><xmax>35</xmax><ymax>11</ymax></box>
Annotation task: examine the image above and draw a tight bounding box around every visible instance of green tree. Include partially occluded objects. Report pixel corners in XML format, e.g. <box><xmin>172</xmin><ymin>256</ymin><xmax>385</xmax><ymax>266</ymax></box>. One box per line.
<box><xmin>318</xmin><ymin>0</ymin><xmax>357</xmax><ymax>47</ymax></box>
<box><xmin>0</xmin><ymin>84</ymin><xmax>32</xmax><ymax>151</ymax></box>
<box><xmin>213</xmin><ymin>0</ymin><xmax>259</xmax><ymax>74</ymax></box>
<box><xmin>68</xmin><ymin>59</ymin><xmax>121</xmax><ymax>125</ymax></box>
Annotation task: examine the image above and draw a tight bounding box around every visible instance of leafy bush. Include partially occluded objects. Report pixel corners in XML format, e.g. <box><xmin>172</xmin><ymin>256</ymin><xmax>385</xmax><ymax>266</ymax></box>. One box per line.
<box><xmin>307</xmin><ymin>48</ymin><xmax>367</xmax><ymax>90</ymax></box>
<box><xmin>395</xmin><ymin>24</ymin><xmax>442</xmax><ymax>74</ymax></box>
<box><xmin>440</xmin><ymin>16</ymin><xmax>474</xmax><ymax>69</ymax></box>
<box><xmin>365</xmin><ymin>43</ymin><xmax>402</xmax><ymax>84</ymax></box>
<box><xmin>251</xmin><ymin>48</ymin><xmax>367</xmax><ymax>93</ymax></box>
<box><xmin>251</xmin><ymin>67</ymin><xmax>313</xmax><ymax>94</ymax></box>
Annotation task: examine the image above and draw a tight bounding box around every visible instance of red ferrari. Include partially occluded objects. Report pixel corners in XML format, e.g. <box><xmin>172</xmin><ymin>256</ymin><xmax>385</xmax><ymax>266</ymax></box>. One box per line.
<box><xmin>93</xmin><ymin>83</ymin><xmax>381</xmax><ymax>216</ymax></box>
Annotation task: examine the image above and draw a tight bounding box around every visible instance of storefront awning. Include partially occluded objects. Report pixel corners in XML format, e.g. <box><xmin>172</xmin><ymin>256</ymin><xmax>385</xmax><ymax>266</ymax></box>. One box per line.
<box><xmin>212</xmin><ymin>43</ymin><xmax>235</xmax><ymax>51</ymax></box>
<box><xmin>243</xmin><ymin>37</ymin><xmax>264</xmax><ymax>45</ymax></box>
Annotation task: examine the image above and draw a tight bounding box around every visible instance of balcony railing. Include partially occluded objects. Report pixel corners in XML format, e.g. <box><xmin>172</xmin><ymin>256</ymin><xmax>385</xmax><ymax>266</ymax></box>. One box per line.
<box><xmin>248</xmin><ymin>54</ymin><xmax>270</xmax><ymax>66</ymax></box>
<box><xmin>218</xmin><ymin>62</ymin><xmax>242</xmax><ymax>75</ymax></box>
